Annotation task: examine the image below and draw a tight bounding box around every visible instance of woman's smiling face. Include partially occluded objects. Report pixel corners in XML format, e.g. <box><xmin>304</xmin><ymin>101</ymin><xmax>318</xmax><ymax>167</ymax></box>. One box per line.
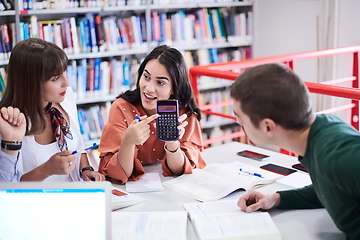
<box><xmin>139</xmin><ymin>59</ymin><xmax>173</xmax><ymax>115</ymax></box>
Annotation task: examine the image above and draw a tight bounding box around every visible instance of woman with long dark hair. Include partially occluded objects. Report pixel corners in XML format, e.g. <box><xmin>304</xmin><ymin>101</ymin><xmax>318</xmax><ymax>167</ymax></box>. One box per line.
<box><xmin>98</xmin><ymin>45</ymin><xmax>206</xmax><ymax>184</ymax></box>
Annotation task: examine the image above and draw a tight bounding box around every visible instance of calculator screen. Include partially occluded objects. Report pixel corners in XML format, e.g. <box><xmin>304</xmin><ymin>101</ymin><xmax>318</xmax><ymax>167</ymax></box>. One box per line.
<box><xmin>158</xmin><ymin>105</ymin><xmax>177</xmax><ymax>112</ymax></box>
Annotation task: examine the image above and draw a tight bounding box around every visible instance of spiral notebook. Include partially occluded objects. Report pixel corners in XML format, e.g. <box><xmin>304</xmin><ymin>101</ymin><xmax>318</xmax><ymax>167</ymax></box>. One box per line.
<box><xmin>125</xmin><ymin>172</ymin><xmax>164</xmax><ymax>193</ymax></box>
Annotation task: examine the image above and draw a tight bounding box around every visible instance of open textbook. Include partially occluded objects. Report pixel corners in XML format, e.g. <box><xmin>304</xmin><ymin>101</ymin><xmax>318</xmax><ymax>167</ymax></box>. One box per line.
<box><xmin>111</xmin><ymin>188</ymin><xmax>146</xmax><ymax>211</ymax></box>
<box><xmin>163</xmin><ymin>161</ymin><xmax>282</xmax><ymax>202</ymax></box>
<box><xmin>183</xmin><ymin>199</ymin><xmax>282</xmax><ymax>240</ymax></box>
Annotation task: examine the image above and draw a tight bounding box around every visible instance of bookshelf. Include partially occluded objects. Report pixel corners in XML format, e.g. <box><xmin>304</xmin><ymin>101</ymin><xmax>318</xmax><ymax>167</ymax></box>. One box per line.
<box><xmin>0</xmin><ymin>0</ymin><xmax>253</xmax><ymax>144</ymax></box>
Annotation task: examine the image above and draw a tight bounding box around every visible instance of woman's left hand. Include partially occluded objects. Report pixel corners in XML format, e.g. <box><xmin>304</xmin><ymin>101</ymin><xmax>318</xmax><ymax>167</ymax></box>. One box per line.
<box><xmin>82</xmin><ymin>170</ymin><xmax>106</xmax><ymax>181</ymax></box>
<box><xmin>177</xmin><ymin>114</ymin><xmax>188</xmax><ymax>139</ymax></box>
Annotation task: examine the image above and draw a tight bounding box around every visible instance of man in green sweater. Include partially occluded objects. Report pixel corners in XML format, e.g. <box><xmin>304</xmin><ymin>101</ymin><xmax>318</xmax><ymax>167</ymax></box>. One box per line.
<box><xmin>231</xmin><ymin>63</ymin><xmax>360</xmax><ymax>240</ymax></box>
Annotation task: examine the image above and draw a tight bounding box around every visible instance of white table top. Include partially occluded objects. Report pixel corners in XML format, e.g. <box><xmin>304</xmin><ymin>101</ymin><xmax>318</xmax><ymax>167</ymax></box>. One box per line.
<box><xmin>112</xmin><ymin>141</ymin><xmax>346</xmax><ymax>240</ymax></box>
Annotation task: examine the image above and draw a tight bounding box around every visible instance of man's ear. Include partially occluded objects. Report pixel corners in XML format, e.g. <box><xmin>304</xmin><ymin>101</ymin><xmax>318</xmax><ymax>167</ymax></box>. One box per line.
<box><xmin>261</xmin><ymin>118</ymin><xmax>276</xmax><ymax>137</ymax></box>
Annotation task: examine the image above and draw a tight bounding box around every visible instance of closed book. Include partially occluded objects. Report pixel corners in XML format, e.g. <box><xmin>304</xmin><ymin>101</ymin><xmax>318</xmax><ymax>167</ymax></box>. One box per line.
<box><xmin>1</xmin><ymin>24</ymin><xmax>12</xmax><ymax>54</ymax></box>
<box><xmin>122</xmin><ymin>18</ymin><xmax>134</xmax><ymax>48</ymax></box>
<box><xmin>86</xmin><ymin>13</ymin><xmax>98</xmax><ymax>53</ymax></box>
<box><xmin>95</xmin><ymin>15</ymin><xmax>106</xmax><ymax>52</ymax></box>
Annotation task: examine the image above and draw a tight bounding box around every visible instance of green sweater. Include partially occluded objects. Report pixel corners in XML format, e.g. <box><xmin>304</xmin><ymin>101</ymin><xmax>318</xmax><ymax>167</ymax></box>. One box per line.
<box><xmin>278</xmin><ymin>114</ymin><xmax>360</xmax><ymax>240</ymax></box>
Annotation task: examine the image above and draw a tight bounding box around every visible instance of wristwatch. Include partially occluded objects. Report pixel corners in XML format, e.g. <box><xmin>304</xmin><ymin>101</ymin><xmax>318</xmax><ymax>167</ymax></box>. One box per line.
<box><xmin>1</xmin><ymin>140</ymin><xmax>22</xmax><ymax>151</ymax></box>
<box><xmin>80</xmin><ymin>166</ymin><xmax>94</xmax><ymax>176</ymax></box>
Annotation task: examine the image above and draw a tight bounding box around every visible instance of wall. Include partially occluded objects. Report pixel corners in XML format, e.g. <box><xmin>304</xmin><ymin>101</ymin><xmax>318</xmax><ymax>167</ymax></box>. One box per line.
<box><xmin>253</xmin><ymin>0</ymin><xmax>360</xmax><ymax>121</ymax></box>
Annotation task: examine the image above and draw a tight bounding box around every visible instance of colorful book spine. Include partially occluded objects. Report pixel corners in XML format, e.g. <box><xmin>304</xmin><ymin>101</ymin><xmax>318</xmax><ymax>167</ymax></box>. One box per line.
<box><xmin>86</xmin><ymin>13</ymin><xmax>98</xmax><ymax>53</ymax></box>
<box><xmin>93</xmin><ymin>57</ymin><xmax>101</xmax><ymax>96</ymax></box>
<box><xmin>95</xmin><ymin>15</ymin><xmax>106</xmax><ymax>52</ymax></box>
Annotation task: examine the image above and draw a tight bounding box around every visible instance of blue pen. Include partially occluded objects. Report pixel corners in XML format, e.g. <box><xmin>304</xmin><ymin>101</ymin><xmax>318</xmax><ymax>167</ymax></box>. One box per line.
<box><xmin>72</xmin><ymin>143</ymin><xmax>98</xmax><ymax>154</ymax></box>
<box><xmin>239</xmin><ymin>168</ymin><xmax>264</xmax><ymax>178</ymax></box>
<box><xmin>135</xmin><ymin>115</ymin><xmax>141</xmax><ymax>122</ymax></box>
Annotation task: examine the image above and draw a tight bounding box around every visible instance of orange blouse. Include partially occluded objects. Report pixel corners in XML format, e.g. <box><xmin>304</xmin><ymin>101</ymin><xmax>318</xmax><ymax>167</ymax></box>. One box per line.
<box><xmin>98</xmin><ymin>98</ymin><xmax>207</xmax><ymax>184</ymax></box>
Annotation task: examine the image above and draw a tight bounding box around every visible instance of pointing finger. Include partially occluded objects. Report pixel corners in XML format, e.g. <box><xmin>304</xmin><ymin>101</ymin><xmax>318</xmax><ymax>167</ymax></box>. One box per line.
<box><xmin>140</xmin><ymin>114</ymin><xmax>159</xmax><ymax>124</ymax></box>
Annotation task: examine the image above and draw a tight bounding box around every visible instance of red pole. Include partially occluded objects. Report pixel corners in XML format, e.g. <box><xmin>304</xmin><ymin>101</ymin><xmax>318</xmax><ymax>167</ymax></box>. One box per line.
<box><xmin>351</xmin><ymin>52</ymin><xmax>359</xmax><ymax>130</ymax></box>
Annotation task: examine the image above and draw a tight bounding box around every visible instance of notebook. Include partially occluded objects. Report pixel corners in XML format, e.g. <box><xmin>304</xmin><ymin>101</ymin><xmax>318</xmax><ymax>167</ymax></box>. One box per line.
<box><xmin>125</xmin><ymin>172</ymin><xmax>164</xmax><ymax>193</ymax></box>
<box><xmin>0</xmin><ymin>181</ymin><xmax>112</xmax><ymax>240</ymax></box>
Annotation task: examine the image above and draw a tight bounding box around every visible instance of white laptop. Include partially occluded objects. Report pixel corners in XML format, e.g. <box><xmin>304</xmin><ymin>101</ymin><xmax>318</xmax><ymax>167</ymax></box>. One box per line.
<box><xmin>0</xmin><ymin>181</ymin><xmax>112</xmax><ymax>240</ymax></box>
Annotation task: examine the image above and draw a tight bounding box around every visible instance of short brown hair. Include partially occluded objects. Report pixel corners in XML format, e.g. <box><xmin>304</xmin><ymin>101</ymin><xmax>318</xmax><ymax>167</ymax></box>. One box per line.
<box><xmin>230</xmin><ymin>63</ymin><xmax>313</xmax><ymax>130</ymax></box>
<box><xmin>0</xmin><ymin>38</ymin><xmax>68</xmax><ymax>135</ymax></box>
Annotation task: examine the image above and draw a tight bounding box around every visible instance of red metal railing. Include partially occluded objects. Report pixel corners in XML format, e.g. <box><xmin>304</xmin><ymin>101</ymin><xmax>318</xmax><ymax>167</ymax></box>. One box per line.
<box><xmin>190</xmin><ymin>45</ymin><xmax>360</xmax><ymax>146</ymax></box>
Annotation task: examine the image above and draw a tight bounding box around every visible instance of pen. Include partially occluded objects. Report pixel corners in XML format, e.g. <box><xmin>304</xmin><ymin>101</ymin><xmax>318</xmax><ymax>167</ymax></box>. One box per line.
<box><xmin>239</xmin><ymin>168</ymin><xmax>264</xmax><ymax>178</ymax></box>
<box><xmin>72</xmin><ymin>143</ymin><xmax>98</xmax><ymax>154</ymax></box>
<box><xmin>135</xmin><ymin>115</ymin><xmax>141</xmax><ymax>122</ymax></box>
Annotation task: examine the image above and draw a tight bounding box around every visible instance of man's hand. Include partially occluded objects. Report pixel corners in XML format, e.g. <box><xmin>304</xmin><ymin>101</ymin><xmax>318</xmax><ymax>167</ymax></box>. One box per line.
<box><xmin>237</xmin><ymin>190</ymin><xmax>281</xmax><ymax>213</ymax></box>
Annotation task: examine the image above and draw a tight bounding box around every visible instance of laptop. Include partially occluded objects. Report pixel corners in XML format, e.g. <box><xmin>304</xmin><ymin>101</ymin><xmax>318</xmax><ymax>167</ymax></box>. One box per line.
<box><xmin>0</xmin><ymin>181</ymin><xmax>112</xmax><ymax>240</ymax></box>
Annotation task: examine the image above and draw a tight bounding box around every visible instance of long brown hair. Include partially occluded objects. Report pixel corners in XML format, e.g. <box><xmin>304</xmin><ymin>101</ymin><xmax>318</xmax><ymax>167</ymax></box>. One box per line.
<box><xmin>0</xmin><ymin>38</ymin><xmax>68</xmax><ymax>135</ymax></box>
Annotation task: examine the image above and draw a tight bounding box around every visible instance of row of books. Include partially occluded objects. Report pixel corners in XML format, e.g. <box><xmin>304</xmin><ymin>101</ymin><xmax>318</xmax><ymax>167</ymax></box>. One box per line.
<box><xmin>77</xmin><ymin>103</ymin><xmax>111</xmax><ymax>143</ymax></box>
<box><xmin>20</xmin><ymin>0</ymin><xmax>249</xmax><ymax>10</ymax></box>
<box><xmin>23</xmin><ymin>14</ymin><xmax>146</xmax><ymax>54</ymax></box>
<box><xmin>151</xmin><ymin>9</ymin><xmax>252</xmax><ymax>46</ymax></box>
<box><xmin>22</xmin><ymin>8</ymin><xmax>251</xmax><ymax>55</ymax></box>
<box><xmin>67</xmin><ymin>57</ymin><xmax>140</xmax><ymax>101</ymax></box>
<box><xmin>22</xmin><ymin>0</ymin><xmax>146</xmax><ymax>10</ymax></box>
<box><xmin>185</xmin><ymin>46</ymin><xmax>251</xmax><ymax>90</ymax></box>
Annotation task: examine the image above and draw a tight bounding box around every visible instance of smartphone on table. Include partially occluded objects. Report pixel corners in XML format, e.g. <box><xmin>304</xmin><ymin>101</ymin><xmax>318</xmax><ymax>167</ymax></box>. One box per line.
<box><xmin>237</xmin><ymin>150</ymin><xmax>271</xmax><ymax>161</ymax></box>
<box><xmin>156</xmin><ymin>99</ymin><xmax>180</xmax><ymax>141</ymax></box>
<box><xmin>260</xmin><ymin>163</ymin><xmax>297</xmax><ymax>176</ymax></box>
<box><xmin>292</xmin><ymin>163</ymin><xmax>308</xmax><ymax>173</ymax></box>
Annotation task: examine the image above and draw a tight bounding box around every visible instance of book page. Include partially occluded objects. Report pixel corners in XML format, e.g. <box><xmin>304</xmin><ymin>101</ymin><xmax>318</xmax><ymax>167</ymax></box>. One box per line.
<box><xmin>163</xmin><ymin>161</ymin><xmax>281</xmax><ymax>202</ymax></box>
<box><xmin>112</xmin><ymin>211</ymin><xmax>187</xmax><ymax>240</ymax></box>
<box><xmin>205</xmin><ymin>161</ymin><xmax>282</xmax><ymax>189</ymax></box>
<box><xmin>184</xmin><ymin>200</ymin><xmax>282</xmax><ymax>240</ymax></box>
<box><xmin>163</xmin><ymin>169</ymin><xmax>245</xmax><ymax>202</ymax></box>
<box><xmin>125</xmin><ymin>172</ymin><xmax>164</xmax><ymax>193</ymax></box>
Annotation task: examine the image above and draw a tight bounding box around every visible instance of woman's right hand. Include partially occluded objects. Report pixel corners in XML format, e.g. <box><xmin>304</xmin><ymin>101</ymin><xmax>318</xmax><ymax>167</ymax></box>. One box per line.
<box><xmin>44</xmin><ymin>151</ymin><xmax>76</xmax><ymax>175</ymax></box>
<box><xmin>0</xmin><ymin>106</ymin><xmax>26</xmax><ymax>142</ymax></box>
<box><xmin>123</xmin><ymin>114</ymin><xmax>159</xmax><ymax>146</ymax></box>
<box><xmin>21</xmin><ymin>151</ymin><xmax>77</xmax><ymax>181</ymax></box>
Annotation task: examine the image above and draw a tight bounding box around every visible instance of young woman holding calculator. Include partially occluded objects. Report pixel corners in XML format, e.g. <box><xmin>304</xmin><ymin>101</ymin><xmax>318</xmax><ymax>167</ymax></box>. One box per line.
<box><xmin>98</xmin><ymin>45</ymin><xmax>206</xmax><ymax>184</ymax></box>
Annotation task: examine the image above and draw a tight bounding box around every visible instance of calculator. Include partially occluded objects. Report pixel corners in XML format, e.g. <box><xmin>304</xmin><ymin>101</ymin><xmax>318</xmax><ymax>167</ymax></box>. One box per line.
<box><xmin>156</xmin><ymin>99</ymin><xmax>180</xmax><ymax>141</ymax></box>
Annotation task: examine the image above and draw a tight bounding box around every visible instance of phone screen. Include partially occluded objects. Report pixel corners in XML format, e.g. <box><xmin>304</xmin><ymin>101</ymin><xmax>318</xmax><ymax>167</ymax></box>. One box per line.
<box><xmin>260</xmin><ymin>163</ymin><xmax>297</xmax><ymax>176</ymax></box>
<box><xmin>237</xmin><ymin>150</ymin><xmax>271</xmax><ymax>161</ymax></box>
<box><xmin>292</xmin><ymin>163</ymin><xmax>308</xmax><ymax>173</ymax></box>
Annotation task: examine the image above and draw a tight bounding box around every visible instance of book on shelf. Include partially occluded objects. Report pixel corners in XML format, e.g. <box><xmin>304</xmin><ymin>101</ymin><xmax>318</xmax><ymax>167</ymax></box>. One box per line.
<box><xmin>163</xmin><ymin>161</ymin><xmax>282</xmax><ymax>202</ymax></box>
<box><xmin>111</xmin><ymin>187</ymin><xmax>146</xmax><ymax>211</ymax></box>
<box><xmin>112</xmin><ymin>211</ymin><xmax>187</xmax><ymax>240</ymax></box>
<box><xmin>183</xmin><ymin>199</ymin><xmax>282</xmax><ymax>240</ymax></box>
